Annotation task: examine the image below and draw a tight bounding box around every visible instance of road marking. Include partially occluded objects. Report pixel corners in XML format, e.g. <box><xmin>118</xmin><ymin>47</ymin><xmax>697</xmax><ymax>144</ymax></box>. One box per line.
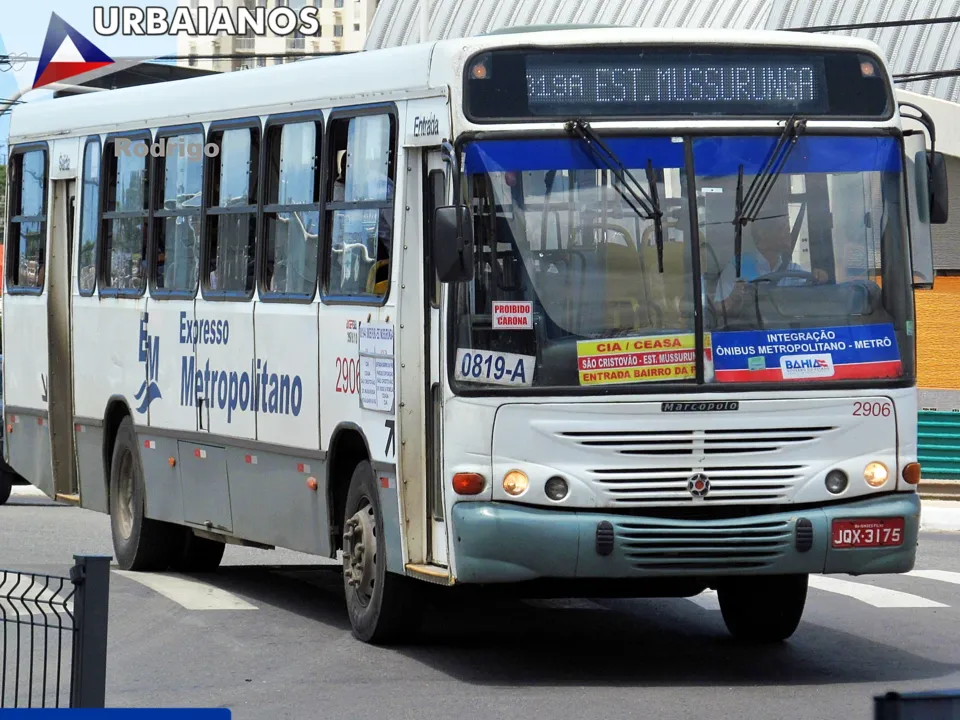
<box><xmin>9</xmin><ymin>485</ymin><xmax>48</xmax><ymax>498</ymax></box>
<box><xmin>906</xmin><ymin>569</ymin><xmax>960</xmax><ymax>586</ymax></box>
<box><xmin>113</xmin><ymin>571</ymin><xmax>257</xmax><ymax>611</ymax></box>
<box><xmin>807</xmin><ymin>575</ymin><xmax>948</xmax><ymax>608</ymax></box>
<box><xmin>685</xmin><ymin>589</ymin><xmax>719</xmax><ymax>611</ymax></box>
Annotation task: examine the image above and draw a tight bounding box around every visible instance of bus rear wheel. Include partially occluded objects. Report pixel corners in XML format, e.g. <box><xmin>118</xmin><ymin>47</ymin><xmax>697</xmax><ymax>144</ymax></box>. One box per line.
<box><xmin>717</xmin><ymin>574</ymin><xmax>808</xmax><ymax>643</ymax></box>
<box><xmin>109</xmin><ymin>418</ymin><xmax>182</xmax><ymax>571</ymax></box>
<box><xmin>342</xmin><ymin>460</ymin><xmax>420</xmax><ymax>644</ymax></box>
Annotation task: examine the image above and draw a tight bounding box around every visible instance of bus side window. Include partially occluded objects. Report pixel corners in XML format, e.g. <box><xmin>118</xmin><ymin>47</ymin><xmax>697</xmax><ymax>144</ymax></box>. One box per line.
<box><xmin>78</xmin><ymin>138</ymin><xmax>100</xmax><ymax>296</ymax></box>
<box><xmin>101</xmin><ymin>135</ymin><xmax>150</xmax><ymax>294</ymax></box>
<box><xmin>204</xmin><ymin>123</ymin><xmax>260</xmax><ymax>298</ymax></box>
<box><xmin>153</xmin><ymin>129</ymin><xmax>203</xmax><ymax>295</ymax></box>
<box><xmin>6</xmin><ymin>147</ymin><xmax>48</xmax><ymax>292</ymax></box>
<box><xmin>323</xmin><ymin>112</ymin><xmax>396</xmax><ymax>301</ymax></box>
<box><xmin>261</xmin><ymin>117</ymin><xmax>322</xmax><ymax>299</ymax></box>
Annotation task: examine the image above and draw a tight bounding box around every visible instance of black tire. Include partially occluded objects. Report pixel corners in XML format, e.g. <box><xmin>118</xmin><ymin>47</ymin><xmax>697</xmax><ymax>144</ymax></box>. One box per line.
<box><xmin>0</xmin><ymin>470</ymin><xmax>11</xmax><ymax>505</ymax></box>
<box><xmin>109</xmin><ymin>417</ymin><xmax>184</xmax><ymax>571</ymax></box>
<box><xmin>342</xmin><ymin>460</ymin><xmax>420</xmax><ymax>644</ymax></box>
<box><xmin>718</xmin><ymin>574</ymin><xmax>808</xmax><ymax>643</ymax></box>
<box><xmin>171</xmin><ymin>532</ymin><xmax>226</xmax><ymax>573</ymax></box>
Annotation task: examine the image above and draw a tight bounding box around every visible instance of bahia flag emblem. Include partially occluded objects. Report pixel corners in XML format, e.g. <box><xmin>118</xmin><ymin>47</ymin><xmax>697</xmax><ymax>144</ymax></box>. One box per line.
<box><xmin>33</xmin><ymin>13</ymin><xmax>113</xmax><ymax>90</ymax></box>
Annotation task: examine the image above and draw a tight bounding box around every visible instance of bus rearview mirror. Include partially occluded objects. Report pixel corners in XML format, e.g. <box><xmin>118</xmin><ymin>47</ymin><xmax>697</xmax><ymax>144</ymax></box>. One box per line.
<box><xmin>929</xmin><ymin>151</ymin><xmax>949</xmax><ymax>225</ymax></box>
<box><xmin>433</xmin><ymin>205</ymin><xmax>475</xmax><ymax>283</ymax></box>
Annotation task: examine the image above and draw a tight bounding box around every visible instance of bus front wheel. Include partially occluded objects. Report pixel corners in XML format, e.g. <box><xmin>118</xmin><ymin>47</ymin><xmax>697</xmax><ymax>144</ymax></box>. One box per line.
<box><xmin>109</xmin><ymin>418</ymin><xmax>182</xmax><ymax>571</ymax></box>
<box><xmin>717</xmin><ymin>574</ymin><xmax>808</xmax><ymax>643</ymax></box>
<box><xmin>342</xmin><ymin>460</ymin><xmax>420</xmax><ymax>644</ymax></box>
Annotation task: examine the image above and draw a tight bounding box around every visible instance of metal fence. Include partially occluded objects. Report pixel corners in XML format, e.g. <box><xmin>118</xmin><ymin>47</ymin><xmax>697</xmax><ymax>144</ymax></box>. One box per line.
<box><xmin>918</xmin><ymin>410</ymin><xmax>960</xmax><ymax>481</ymax></box>
<box><xmin>0</xmin><ymin>555</ymin><xmax>111</xmax><ymax>709</ymax></box>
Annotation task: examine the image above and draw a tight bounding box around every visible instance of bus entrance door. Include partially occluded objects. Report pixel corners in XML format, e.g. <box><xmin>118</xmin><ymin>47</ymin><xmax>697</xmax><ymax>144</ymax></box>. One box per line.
<box><xmin>424</xmin><ymin>150</ymin><xmax>447</xmax><ymax>567</ymax></box>
<box><xmin>48</xmin><ymin>178</ymin><xmax>79</xmax><ymax>502</ymax></box>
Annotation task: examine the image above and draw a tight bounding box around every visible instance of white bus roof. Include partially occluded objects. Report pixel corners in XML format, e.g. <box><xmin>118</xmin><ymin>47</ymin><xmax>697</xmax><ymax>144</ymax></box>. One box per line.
<box><xmin>9</xmin><ymin>26</ymin><xmax>889</xmax><ymax>144</ymax></box>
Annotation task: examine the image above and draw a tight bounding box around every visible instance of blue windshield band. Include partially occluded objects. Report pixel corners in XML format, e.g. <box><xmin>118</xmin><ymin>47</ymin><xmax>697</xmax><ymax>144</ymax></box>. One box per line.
<box><xmin>692</xmin><ymin>135</ymin><xmax>902</xmax><ymax>175</ymax></box>
<box><xmin>464</xmin><ymin>136</ymin><xmax>901</xmax><ymax>176</ymax></box>
<box><xmin>464</xmin><ymin>138</ymin><xmax>686</xmax><ymax>174</ymax></box>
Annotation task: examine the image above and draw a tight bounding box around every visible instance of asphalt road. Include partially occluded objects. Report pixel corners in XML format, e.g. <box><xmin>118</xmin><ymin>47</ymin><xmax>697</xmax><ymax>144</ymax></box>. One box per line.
<box><xmin>3</xmin><ymin>486</ymin><xmax>960</xmax><ymax>720</ymax></box>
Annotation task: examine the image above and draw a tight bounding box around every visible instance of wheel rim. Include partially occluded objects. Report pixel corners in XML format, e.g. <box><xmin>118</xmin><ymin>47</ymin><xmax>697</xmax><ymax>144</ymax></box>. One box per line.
<box><xmin>116</xmin><ymin>449</ymin><xmax>136</xmax><ymax>540</ymax></box>
<box><xmin>343</xmin><ymin>498</ymin><xmax>377</xmax><ymax>607</ymax></box>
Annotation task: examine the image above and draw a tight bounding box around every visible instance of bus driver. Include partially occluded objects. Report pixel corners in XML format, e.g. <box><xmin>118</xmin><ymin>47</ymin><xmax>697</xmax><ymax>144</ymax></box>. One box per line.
<box><xmin>714</xmin><ymin>213</ymin><xmax>828</xmax><ymax>315</ymax></box>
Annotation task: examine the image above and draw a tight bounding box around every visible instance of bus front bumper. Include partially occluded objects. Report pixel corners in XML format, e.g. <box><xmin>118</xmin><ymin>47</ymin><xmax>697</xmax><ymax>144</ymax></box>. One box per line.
<box><xmin>450</xmin><ymin>493</ymin><xmax>920</xmax><ymax>584</ymax></box>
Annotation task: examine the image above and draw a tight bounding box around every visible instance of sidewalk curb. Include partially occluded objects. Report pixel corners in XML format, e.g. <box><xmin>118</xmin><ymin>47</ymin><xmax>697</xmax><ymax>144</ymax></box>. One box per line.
<box><xmin>921</xmin><ymin>500</ymin><xmax>960</xmax><ymax>533</ymax></box>
<box><xmin>919</xmin><ymin>480</ymin><xmax>960</xmax><ymax>502</ymax></box>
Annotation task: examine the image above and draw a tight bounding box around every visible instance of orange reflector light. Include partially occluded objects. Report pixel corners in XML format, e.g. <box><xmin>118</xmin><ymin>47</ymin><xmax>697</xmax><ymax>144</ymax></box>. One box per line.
<box><xmin>902</xmin><ymin>462</ymin><xmax>922</xmax><ymax>485</ymax></box>
<box><xmin>453</xmin><ymin>472</ymin><xmax>484</xmax><ymax>495</ymax></box>
<box><xmin>306</xmin><ymin>477</ymin><xmax>319</xmax><ymax>491</ymax></box>
<box><xmin>470</xmin><ymin>61</ymin><xmax>488</xmax><ymax>80</ymax></box>
<box><xmin>168</xmin><ymin>457</ymin><xmax>176</xmax><ymax>467</ymax></box>
<box><xmin>861</xmin><ymin>60</ymin><xmax>877</xmax><ymax>77</ymax></box>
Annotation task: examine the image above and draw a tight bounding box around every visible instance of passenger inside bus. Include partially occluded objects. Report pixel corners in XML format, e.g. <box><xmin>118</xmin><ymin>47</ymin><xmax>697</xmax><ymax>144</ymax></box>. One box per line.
<box><xmin>327</xmin><ymin>116</ymin><xmax>395</xmax><ymax>297</ymax></box>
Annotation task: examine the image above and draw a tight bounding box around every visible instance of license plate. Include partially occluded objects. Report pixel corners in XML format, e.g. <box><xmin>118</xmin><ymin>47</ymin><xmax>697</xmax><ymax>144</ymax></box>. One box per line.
<box><xmin>831</xmin><ymin>518</ymin><xmax>905</xmax><ymax>548</ymax></box>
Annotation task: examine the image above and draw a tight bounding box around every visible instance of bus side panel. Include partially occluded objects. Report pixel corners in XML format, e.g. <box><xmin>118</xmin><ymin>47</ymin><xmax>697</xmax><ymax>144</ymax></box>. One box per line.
<box><xmin>225</xmin><ymin>445</ymin><xmax>331</xmax><ymax>555</ymax></box>
<box><xmin>221</xmin><ymin>301</ymin><xmax>323</xmax><ymax>550</ymax></box>
<box><xmin>194</xmin><ymin>302</ymin><xmax>257</xmax><ymax>441</ymax></box>
<box><xmin>72</xmin><ymin>292</ymin><xmax>108</xmax><ymax>511</ymax></box>
<box><xmin>253</xmin><ymin>302</ymin><xmax>320</xmax><ymax>450</ymax></box>
<box><xmin>75</xmin><ymin>426</ymin><xmax>108</xmax><ymax>513</ymax></box>
<box><xmin>77</xmin><ymin>297</ymin><xmax>148</xmax><ymax>499</ymax></box>
<box><xmin>4</xmin><ymin>292</ymin><xmax>54</xmax><ymax>495</ymax></box>
<box><xmin>318</xmin><ymin>303</ymin><xmax>403</xmax><ymax>571</ymax></box>
<box><xmin>137</xmin><ymin>433</ymin><xmax>185</xmax><ymax>524</ymax></box>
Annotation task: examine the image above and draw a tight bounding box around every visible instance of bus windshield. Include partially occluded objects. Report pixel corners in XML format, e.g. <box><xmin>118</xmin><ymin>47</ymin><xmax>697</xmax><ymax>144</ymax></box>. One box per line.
<box><xmin>453</xmin><ymin>134</ymin><xmax>914</xmax><ymax>391</ymax></box>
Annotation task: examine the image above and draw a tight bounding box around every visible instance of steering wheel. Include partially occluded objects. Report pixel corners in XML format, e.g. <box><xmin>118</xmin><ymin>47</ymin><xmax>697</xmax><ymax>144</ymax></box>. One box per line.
<box><xmin>748</xmin><ymin>270</ymin><xmax>818</xmax><ymax>286</ymax></box>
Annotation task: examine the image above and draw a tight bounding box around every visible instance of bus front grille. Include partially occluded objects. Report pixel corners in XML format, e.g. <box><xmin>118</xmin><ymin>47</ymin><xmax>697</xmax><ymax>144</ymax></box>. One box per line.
<box><xmin>616</xmin><ymin>518</ymin><xmax>793</xmax><ymax>571</ymax></box>
<box><xmin>589</xmin><ymin>464</ymin><xmax>806</xmax><ymax>505</ymax></box>
<box><xmin>560</xmin><ymin>426</ymin><xmax>835</xmax><ymax>456</ymax></box>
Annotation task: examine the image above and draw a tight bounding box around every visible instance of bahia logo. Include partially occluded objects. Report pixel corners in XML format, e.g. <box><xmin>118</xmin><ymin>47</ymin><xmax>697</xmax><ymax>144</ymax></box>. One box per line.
<box><xmin>135</xmin><ymin>313</ymin><xmax>163</xmax><ymax>414</ymax></box>
<box><xmin>780</xmin><ymin>353</ymin><xmax>835</xmax><ymax>379</ymax></box>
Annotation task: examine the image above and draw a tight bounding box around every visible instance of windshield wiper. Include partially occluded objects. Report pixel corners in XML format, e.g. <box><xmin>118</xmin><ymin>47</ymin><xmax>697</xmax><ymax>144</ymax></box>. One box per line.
<box><xmin>732</xmin><ymin>115</ymin><xmax>806</xmax><ymax>277</ymax></box>
<box><xmin>564</xmin><ymin>119</ymin><xmax>665</xmax><ymax>272</ymax></box>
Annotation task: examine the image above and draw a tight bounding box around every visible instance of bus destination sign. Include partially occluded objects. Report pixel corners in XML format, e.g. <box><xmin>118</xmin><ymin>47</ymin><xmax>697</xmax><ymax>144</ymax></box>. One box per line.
<box><xmin>526</xmin><ymin>56</ymin><xmax>826</xmax><ymax>113</ymax></box>
<box><xmin>464</xmin><ymin>47</ymin><xmax>891</xmax><ymax>121</ymax></box>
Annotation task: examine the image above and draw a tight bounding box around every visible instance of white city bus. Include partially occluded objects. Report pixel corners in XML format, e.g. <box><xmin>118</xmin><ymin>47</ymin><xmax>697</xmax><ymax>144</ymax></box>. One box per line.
<box><xmin>3</xmin><ymin>27</ymin><xmax>949</xmax><ymax>644</ymax></box>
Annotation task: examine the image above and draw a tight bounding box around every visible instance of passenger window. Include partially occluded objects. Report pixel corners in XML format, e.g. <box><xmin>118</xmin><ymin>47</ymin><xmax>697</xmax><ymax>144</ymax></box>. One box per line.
<box><xmin>78</xmin><ymin>139</ymin><xmax>100</xmax><ymax>295</ymax></box>
<box><xmin>204</xmin><ymin>125</ymin><xmax>259</xmax><ymax>297</ymax></box>
<box><xmin>154</xmin><ymin>131</ymin><xmax>203</xmax><ymax>294</ymax></box>
<box><xmin>262</xmin><ymin>119</ymin><xmax>321</xmax><ymax>298</ymax></box>
<box><xmin>102</xmin><ymin>136</ymin><xmax>150</xmax><ymax>293</ymax></box>
<box><xmin>6</xmin><ymin>148</ymin><xmax>48</xmax><ymax>290</ymax></box>
<box><xmin>324</xmin><ymin>113</ymin><xmax>396</xmax><ymax>300</ymax></box>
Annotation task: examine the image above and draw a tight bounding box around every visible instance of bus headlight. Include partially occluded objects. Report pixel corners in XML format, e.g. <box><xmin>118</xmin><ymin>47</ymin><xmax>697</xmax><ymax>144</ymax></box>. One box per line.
<box><xmin>503</xmin><ymin>470</ymin><xmax>529</xmax><ymax>496</ymax></box>
<box><xmin>864</xmin><ymin>462</ymin><xmax>889</xmax><ymax>487</ymax></box>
